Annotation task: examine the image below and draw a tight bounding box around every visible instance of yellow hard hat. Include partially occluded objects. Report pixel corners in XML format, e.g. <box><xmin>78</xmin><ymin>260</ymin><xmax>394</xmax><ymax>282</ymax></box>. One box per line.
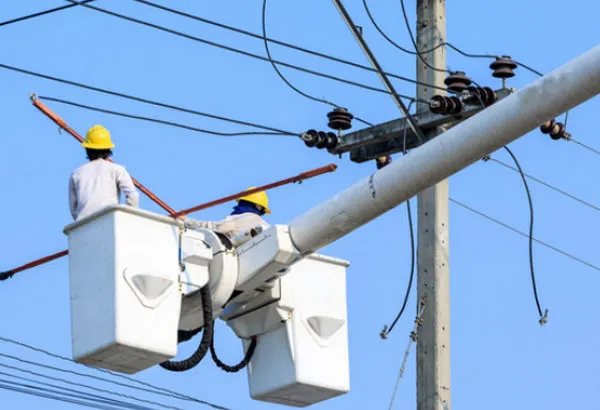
<box><xmin>237</xmin><ymin>187</ymin><xmax>271</xmax><ymax>214</ymax></box>
<box><xmin>82</xmin><ymin>125</ymin><xmax>115</xmax><ymax>150</ymax></box>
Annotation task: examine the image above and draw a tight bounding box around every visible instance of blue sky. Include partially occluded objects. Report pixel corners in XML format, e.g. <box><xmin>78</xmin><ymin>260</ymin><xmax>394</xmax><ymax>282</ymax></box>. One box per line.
<box><xmin>1</xmin><ymin>1</ymin><xmax>599</xmax><ymax>409</ymax></box>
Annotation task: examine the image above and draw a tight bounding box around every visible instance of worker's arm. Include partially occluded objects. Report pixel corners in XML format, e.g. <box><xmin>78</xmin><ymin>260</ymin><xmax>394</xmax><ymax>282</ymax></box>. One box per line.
<box><xmin>184</xmin><ymin>218</ymin><xmax>219</xmax><ymax>231</ymax></box>
<box><xmin>117</xmin><ymin>167</ymin><xmax>140</xmax><ymax>208</ymax></box>
<box><xmin>68</xmin><ymin>175</ymin><xmax>77</xmax><ymax>220</ymax></box>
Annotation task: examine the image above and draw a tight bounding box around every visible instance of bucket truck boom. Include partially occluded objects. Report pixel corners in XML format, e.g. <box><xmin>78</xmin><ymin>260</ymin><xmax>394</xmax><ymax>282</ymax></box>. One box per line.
<box><xmin>63</xmin><ymin>44</ymin><xmax>600</xmax><ymax>407</ymax></box>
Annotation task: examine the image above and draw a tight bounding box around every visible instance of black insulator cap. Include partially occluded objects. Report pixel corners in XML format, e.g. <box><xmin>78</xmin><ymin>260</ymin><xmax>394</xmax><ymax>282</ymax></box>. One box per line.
<box><xmin>429</xmin><ymin>95</ymin><xmax>448</xmax><ymax>114</ymax></box>
<box><xmin>481</xmin><ymin>87</ymin><xmax>497</xmax><ymax>105</ymax></box>
<box><xmin>551</xmin><ymin>122</ymin><xmax>566</xmax><ymax>140</ymax></box>
<box><xmin>302</xmin><ymin>129</ymin><xmax>319</xmax><ymax>147</ymax></box>
<box><xmin>324</xmin><ymin>132</ymin><xmax>338</xmax><ymax>149</ymax></box>
<box><xmin>490</xmin><ymin>56</ymin><xmax>517</xmax><ymax>78</ymax></box>
<box><xmin>447</xmin><ymin>96</ymin><xmax>463</xmax><ymax>114</ymax></box>
<box><xmin>444</xmin><ymin>71</ymin><xmax>472</xmax><ymax>93</ymax></box>
<box><xmin>540</xmin><ymin>120</ymin><xmax>555</xmax><ymax>134</ymax></box>
<box><xmin>327</xmin><ymin>107</ymin><xmax>353</xmax><ymax>131</ymax></box>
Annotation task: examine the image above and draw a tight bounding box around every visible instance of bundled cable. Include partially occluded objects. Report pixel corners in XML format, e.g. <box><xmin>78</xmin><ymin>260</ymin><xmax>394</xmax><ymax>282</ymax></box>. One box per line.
<box><xmin>159</xmin><ymin>285</ymin><xmax>214</xmax><ymax>372</ymax></box>
<box><xmin>210</xmin><ymin>327</ymin><xmax>257</xmax><ymax>373</ymax></box>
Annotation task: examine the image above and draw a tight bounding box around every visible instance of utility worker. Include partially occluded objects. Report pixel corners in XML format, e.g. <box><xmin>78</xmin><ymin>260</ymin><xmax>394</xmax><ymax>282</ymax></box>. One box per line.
<box><xmin>182</xmin><ymin>187</ymin><xmax>271</xmax><ymax>241</ymax></box>
<box><xmin>69</xmin><ymin>125</ymin><xmax>139</xmax><ymax>221</ymax></box>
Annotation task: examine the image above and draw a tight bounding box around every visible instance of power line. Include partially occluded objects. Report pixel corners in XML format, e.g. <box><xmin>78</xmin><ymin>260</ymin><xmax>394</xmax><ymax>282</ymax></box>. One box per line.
<box><xmin>0</xmin><ymin>338</ymin><xmax>230</xmax><ymax>410</ymax></box>
<box><xmin>63</xmin><ymin>0</ymin><xmax>416</xmax><ymax>100</ymax></box>
<box><xmin>449</xmin><ymin>198</ymin><xmax>600</xmax><ymax>273</ymax></box>
<box><xmin>38</xmin><ymin>95</ymin><xmax>298</xmax><ymax>137</ymax></box>
<box><xmin>0</xmin><ymin>373</ymin><xmax>157</xmax><ymax>410</ymax></box>
<box><xmin>0</xmin><ymin>362</ymin><xmax>184</xmax><ymax>410</ymax></box>
<box><xmin>502</xmin><ymin>146</ymin><xmax>547</xmax><ymax>323</ymax></box>
<box><xmin>488</xmin><ymin>157</ymin><xmax>600</xmax><ymax>213</ymax></box>
<box><xmin>261</xmin><ymin>0</ymin><xmax>372</xmax><ymax>127</ymax></box>
<box><xmin>0</xmin><ymin>63</ymin><xmax>294</xmax><ymax>135</ymax></box>
<box><xmin>362</xmin><ymin>0</ymin><xmax>545</xmax><ymax>78</ymax></box>
<box><xmin>0</xmin><ymin>0</ymin><xmax>95</xmax><ymax>27</ymax></box>
<box><xmin>570</xmin><ymin>137</ymin><xmax>600</xmax><ymax>157</ymax></box>
<box><xmin>362</xmin><ymin>0</ymin><xmax>495</xmax><ymax>60</ymax></box>
<box><xmin>130</xmin><ymin>0</ymin><xmax>448</xmax><ymax>94</ymax></box>
<box><xmin>0</xmin><ymin>377</ymin><xmax>155</xmax><ymax>410</ymax></box>
<box><xmin>399</xmin><ymin>0</ymin><xmax>449</xmax><ymax>74</ymax></box>
<box><xmin>381</xmin><ymin>101</ymin><xmax>416</xmax><ymax>338</ymax></box>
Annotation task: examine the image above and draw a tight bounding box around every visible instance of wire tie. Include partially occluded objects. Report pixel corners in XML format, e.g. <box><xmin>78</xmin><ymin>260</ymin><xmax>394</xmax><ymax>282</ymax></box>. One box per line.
<box><xmin>380</xmin><ymin>325</ymin><xmax>389</xmax><ymax>340</ymax></box>
<box><xmin>539</xmin><ymin>309</ymin><xmax>549</xmax><ymax>326</ymax></box>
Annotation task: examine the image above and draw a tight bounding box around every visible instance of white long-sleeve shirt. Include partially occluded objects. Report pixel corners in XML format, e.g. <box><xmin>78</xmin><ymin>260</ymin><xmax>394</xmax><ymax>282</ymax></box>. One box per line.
<box><xmin>69</xmin><ymin>159</ymin><xmax>140</xmax><ymax>221</ymax></box>
<box><xmin>184</xmin><ymin>213</ymin><xmax>269</xmax><ymax>238</ymax></box>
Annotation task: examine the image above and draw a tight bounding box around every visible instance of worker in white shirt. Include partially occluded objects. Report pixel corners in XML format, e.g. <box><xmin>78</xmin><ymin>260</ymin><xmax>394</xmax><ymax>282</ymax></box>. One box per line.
<box><xmin>69</xmin><ymin>125</ymin><xmax>139</xmax><ymax>221</ymax></box>
<box><xmin>182</xmin><ymin>188</ymin><xmax>271</xmax><ymax>243</ymax></box>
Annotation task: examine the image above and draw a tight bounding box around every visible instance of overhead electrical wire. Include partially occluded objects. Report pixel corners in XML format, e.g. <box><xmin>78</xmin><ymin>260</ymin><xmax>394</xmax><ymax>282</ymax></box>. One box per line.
<box><xmin>502</xmin><ymin>146</ymin><xmax>546</xmax><ymax>323</ymax></box>
<box><xmin>62</xmin><ymin>0</ymin><xmax>416</xmax><ymax>101</ymax></box>
<box><xmin>0</xmin><ymin>381</ymin><xmax>128</xmax><ymax>410</ymax></box>
<box><xmin>569</xmin><ymin>137</ymin><xmax>600</xmax><ymax>157</ymax></box>
<box><xmin>362</xmin><ymin>0</ymin><xmax>545</xmax><ymax>78</ymax></box>
<box><xmin>0</xmin><ymin>362</ymin><xmax>183</xmax><ymax>410</ymax></box>
<box><xmin>0</xmin><ymin>337</ymin><xmax>231</xmax><ymax>410</ymax></box>
<box><xmin>489</xmin><ymin>157</ymin><xmax>600</xmax><ymax>214</ymax></box>
<box><xmin>472</xmin><ymin>82</ymin><xmax>547</xmax><ymax>323</ymax></box>
<box><xmin>0</xmin><ymin>374</ymin><xmax>157</xmax><ymax>410</ymax></box>
<box><xmin>449</xmin><ymin>198</ymin><xmax>600</xmax><ymax>273</ymax></box>
<box><xmin>131</xmin><ymin>0</ymin><xmax>448</xmax><ymax>94</ymax></box>
<box><xmin>0</xmin><ymin>63</ymin><xmax>295</xmax><ymax>136</ymax></box>
<box><xmin>0</xmin><ymin>0</ymin><xmax>95</xmax><ymax>27</ymax></box>
<box><xmin>381</xmin><ymin>101</ymin><xmax>415</xmax><ymax>338</ymax></box>
<box><xmin>262</xmin><ymin>0</ymin><xmax>372</xmax><ymax>127</ymax></box>
<box><xmin>0</xmin><ymin>378</ymin><xmax>154</xmax><ymax>410</ymax></box>
<box><xmin>38</xmin><ymin>96</ymin><xmax>298</xmax><ymax>137</ymax></box>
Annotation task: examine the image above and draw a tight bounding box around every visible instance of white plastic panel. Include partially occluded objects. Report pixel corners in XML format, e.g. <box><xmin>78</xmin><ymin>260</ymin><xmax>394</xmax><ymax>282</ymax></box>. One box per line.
<box><xmin>235</xmin><ymin>225</ymin><xmax>300</xmax><ymax>292</ymax></box>
<box><xmin>64</xmin><ymin>205</ymin><xmax>182</xmax><ymax>374</ymax></box>
<box><xmin>228</xmin><ymin>253</ymin><xmax>350</xmax><ymax>407</ymax></box>
<box><xmin>179</xmin><ymin>230</ymin><xmax>212</xmax><ymax>296</ymax></box>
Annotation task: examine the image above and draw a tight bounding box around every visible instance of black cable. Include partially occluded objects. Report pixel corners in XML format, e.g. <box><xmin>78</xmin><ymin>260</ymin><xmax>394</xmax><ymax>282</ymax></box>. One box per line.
<box><xmin>210</xmin><ymin>326</ymin><xmax>257</xmax><ymax>373</ymax></box>
<box><xmin>398</xmin><ymin>0</ymin><xmax>448</xmax><ymax>74</ymax></box>
<box><xmin>63</xmin><ymin>0</ymin><xmax>416</xmax><ymax>100</ymax></box>
<box><xmin>0</xmin><ymin>374</ymin><xmax>156</xmax><ymax>410</ymax></box>
<box><xmin>132</xmin><ymin>0</ymin><xmax>446</xmax><ymax>94</ymax></box>
<box><xmin>0</xmin><ymin>378</ymin><xmax>152</xmax><ymax>410</ymax></box>
<box><xmin>0</xmin><ymin>0</ymin><xmax>95</xmax><ymax>27</ymax></box>
<box><xmin>363</xmin><ymin>0</ymin><xmax>545</xmax><ymax>79</ymax></box>
<box><xmin>0</xmin><ymin>62</ymin><xmax>293</xmax><ymax>136</ymax></box>
<box><xmin>0</xmin><ymin>363</ymin><xmax>183</xmax><ymax>410</ymax></box>
<box><xmin>502</xmin><ymin>146</ymin><xmax>547</xmax><ymax>324</ymax></box>
<box><xmin>0</xmin><ymin>347</ymin><xmax>230</xmax><ymax>410</ymax></box>
<box><xmin>0</xmin><ymin>381</ymin><xmax>126</xmax><ymax>410</ymax></box>
<box><xmin>262</xmin><ymin>0</ymin><xmax>335</xmax><ymax>108</ymax></box>
<box><xmin>159</xmin><ymin>285</ymin><xmax>213</xmax><ymax>372</ymax></box>
<box><xmin>380</xmin><ymin>102</ymin><xmax>415</xmax><ymax>338</ymax></box>
<box><xmin>38</xmin><ymin>96</ymin><xmax>298</xmax><ymax>137</ymax></box>
<box><xmin>262</xmin><ymin>0</ymin><xmax>372</xmax><ymax>127</ymax></box>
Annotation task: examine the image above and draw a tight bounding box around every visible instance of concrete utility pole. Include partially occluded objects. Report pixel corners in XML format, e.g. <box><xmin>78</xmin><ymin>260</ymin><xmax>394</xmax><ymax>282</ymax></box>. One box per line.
<box><xmin>415</xmin><ymin>1</ymin><xmax>451</xmax><ymax>409</ymax></box>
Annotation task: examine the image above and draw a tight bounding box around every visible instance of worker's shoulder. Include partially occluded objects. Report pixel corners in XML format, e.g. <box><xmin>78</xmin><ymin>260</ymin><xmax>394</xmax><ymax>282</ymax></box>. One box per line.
<box><xmin>72</xmin><ymin>160</ymin><xmax>128</xmax><ymax>175</ymax></box>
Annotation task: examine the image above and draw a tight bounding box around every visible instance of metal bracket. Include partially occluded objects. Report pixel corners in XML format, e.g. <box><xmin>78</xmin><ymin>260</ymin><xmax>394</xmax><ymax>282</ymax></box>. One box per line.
<box><xmin>330</xmin><ymin>88</ymin><xmax>515</xmax><ymax>163</ymax></box>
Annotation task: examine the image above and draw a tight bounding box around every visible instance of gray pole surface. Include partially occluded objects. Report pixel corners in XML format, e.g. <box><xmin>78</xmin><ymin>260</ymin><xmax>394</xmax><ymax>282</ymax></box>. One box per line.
<box><xmin>415</xmin><ymin>1</ymin><xmax>451</xmax><ymax>409</ymax></box>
